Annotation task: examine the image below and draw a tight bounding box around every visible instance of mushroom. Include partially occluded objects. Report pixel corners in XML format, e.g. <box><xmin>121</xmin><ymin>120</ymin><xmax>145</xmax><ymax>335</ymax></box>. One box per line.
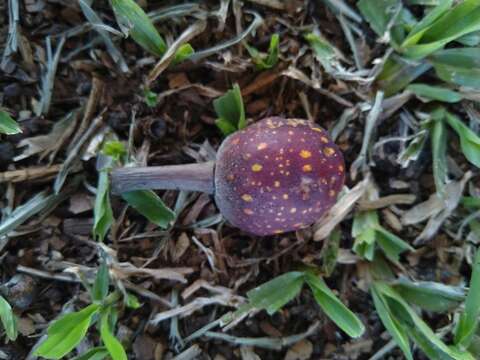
<box><xmin>112</xmin><ymin>117</ymin><xmax>345</xmax><ymax>236</ymax></box>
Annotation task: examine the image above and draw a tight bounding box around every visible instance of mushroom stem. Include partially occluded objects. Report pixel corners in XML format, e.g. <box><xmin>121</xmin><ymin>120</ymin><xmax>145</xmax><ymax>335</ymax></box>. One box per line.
<box><xmin>110</xmin><ymin>161</ymin><xmax>215</xmax><ymax>195</ymax></box>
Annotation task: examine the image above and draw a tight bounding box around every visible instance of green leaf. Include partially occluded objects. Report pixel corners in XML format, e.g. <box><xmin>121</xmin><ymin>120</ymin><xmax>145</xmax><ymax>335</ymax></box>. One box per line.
<box><xmin>375</xmin><ymin>227</ymin><xmax>414</xmax><ymax>263</ymax></box>
<box><xmin>125</xmin><ymin>293</ymin><xmax>141</xmax><ymax>309</ymax></box>
<box><xmin>371</xmin><ymin>285</ymin><xmax>413</xmax><ymax>360</ymax></box>
<box><xmin>455</xmin><ymin>249</ymin><xmax>480</xmax><ymax>348</ymax></box>
<box><xmin>93</xmin><ymin>170</ymin><xmax>113</xmax><ymax>242</ymax></box>
<box><xmin>431</xmin><ymin>115</ymin><xmax>448</xmax><ymax>194</ymax></box>
<box><xmin>400</xmin><ymin>0</ymin><xmax>480</xmax><ymax>59</ymax></box>
<box><xmin>72</xmin><ymin>347</ymin><xmax>109</xmax><ymax>360</ymax></box>
<box><xmin>407</xmin><ymin>84</ymin><xmax>462</xmax><ymax>103</ymax></box>
<box><xmin>393</xmin><ymin>278</ymin><xmax>464</xmax><ymax>312</ymax></box>
<box><xmin>172</xmin><ymin>43</ymin><xmax>195</xmax><ymax>65</ymax></box>
<box><xmin>92</xmin><ymin>261</ymin><xmax>110</xmax><ymax>302</ymax></box>
<box><xmin>144</xmin><ymin>89</ymin><xmax>158</xmax><ymax>107</ymax></box>
<box><xmin>34</xmin><ymin>304</ymin><xmax>100</xmax><ymax>359</ymax></box>
<box><xmin>305</xmin><ymin>272</ymin><xmax>365</xmax><ymax>338</ymax></box>
<box><xmin>100</xmin><ymin>310</ymin><xmax>128</xmax><ymax>360</ymax></box>
<box><xmin>0</xmin><ymin>296</ymin><xmax>17</xmax><ymax>341</ymax></box>
<box><xmin>352</xmin><ymin>211</ymin><xmax>378</xmax><ymax>261</ymax></box>
<box><xmin>121</xmin><ymin>190</ymin><xmax>175</xmax><ymax>229</ymax></box>
<box><xmin>213</xmin><ymin>84</ymin><xmax>246</xmax><ymax>136</ymax></box>
<box><xmin>0</xmin><ymin>110</ymin><xmax>22</xmax><ymax>135</ymax></box>
<box><xmin>430</xmin><ymin>48</ymin><xmax>480</xmax><ymax>89</ymax></box>
<box><xmin>102</xmin><ymin>141</ymin><xmax>127</xmax><ymax>161</ymax></box>
<box><xmin>445</xmin><ymin>111</ymin><xmax>480</xmax><ymax>168</ymax></box>
<box><xmin>110</xmin><ymin>0</ymin><xmax>167</xmax><ymax>56</ymax></box>
<box><xmin>247</xmin><ymin>272</ymin><xmax>304</xmax><ymax>315</ymax></box>
<box><xmin>245</xmin><ymin>33</ymin><xmax>280</xmax><ymax>70</ymax></box>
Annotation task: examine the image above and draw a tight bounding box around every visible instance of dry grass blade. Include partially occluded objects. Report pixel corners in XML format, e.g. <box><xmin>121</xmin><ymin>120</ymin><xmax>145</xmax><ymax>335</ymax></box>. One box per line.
<box><xmin>402</xmin><ymin>172</ymin><xmax>473</xmax><ymax>245</ymax></box>
<box><xmin>54</xmin><ymin>111</ymin><xmax>105</xmax><ymax>193</ymax></box>
<box><xmin>150</xmin><ymin>295</ymin><xmax>240</xmax><ymax>325</ymax></box>
<box><xmin>36</xmin><ymin>36</ymin><xmax>66</xmax><ymax>116</ymax></box>
<box><xmin>204</xmin><ymin>321</ymin><xmax>320</xmax><ymax>350</ymax></box>
<box><xmin>0</xmin><ymin>165</ymin><xmax>62</xmax><ymax>183</ymax></box>
<box><xmin>14</xmin><ymin>111</ymin><xmax>78</xmax><ymax>162</ymax></box>
<box><xmin>147</xmin><ymin>19</ymin><xmax>207</xmax><ymax>85</ymax></box>
<box><xmin>350</xmin><ymin>91</ymin><xmax>384</xmax><ymax>180</ymax></box>
<box><xmin>358</xmin><ymin>194</ymin><xmax>417</xmax><ymax>211</ymax></box>
<box><xmin>246</xmin><ymin>0</ymin><xmax>285</xmax><ymax>10</ymax></box>
<box><xmin>171</xmin><ymin>345</ymin><xmax>202</xmax><ymax>360</ymax></box>
<box><xmin>314</xmin><ymin>177</ymin><xmax>371</xmax><ymax>241</ymax></box>
<box><xmin>1</xmin><ymin>0</ymin><xmax>19</xmax><ymax>69</ymax></box>
<box><xmin>78</xmin><ymin>0</ymin><xmax>129</xmax><ymax>73</ymax></box>
<box><xmin>188</xmin><ymin>11</ymin><xmax>263</xmax><ymax>63</ymax></box>
<box><xmin>114</xmin><ymin>262</ymin><xmax>194</xmax><ymax>283</ymax></box>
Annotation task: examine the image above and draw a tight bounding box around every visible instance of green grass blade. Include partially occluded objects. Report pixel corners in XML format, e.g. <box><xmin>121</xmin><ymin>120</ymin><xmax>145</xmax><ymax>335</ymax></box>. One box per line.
<box><xmin>455</xmin><ymin>249</ymin><xmax>480</xmax><ymax>348</ymax></box>
<box><xmin>445</xmin><ymin>111</ymin><xmax>480</xmax><ymax>168</ymax></box>
<box><xmin>352</xmin><ymin>211</ymin><xmax>379</xmax><ymax>261</ymax></box>
<box><xmin>92</xmin><ymin>261</ymin><xmax>110</xmax><ymax>302</ymax></box>
<box><xmin>0</xmin><ymin>110</ymin><xmax>22</xmax><ymax>135</ymax></box>
<box><xmin>376</xmin><ymin>58</ymin><xmax>431</xmax><ymax>96</ymax></box>
<box><xmin>93</xmin><ymin>170</ymin><xmax>114</xmax><ymax>242</ymax></box>
<box><xmin>0</xmin><ymin>296</ymin><xmax>17</xmax><ymax>341</ymax></box>
<box><xmin>100</xmin><ymin>310</ymin><xmax>127</xmax><ymax>360</ymax></box>
<box><xmin>429</xmin><ymin>47</ymin><xmax>480</xmax><ymax>89</ymax></box>
<box><xmin>371</xmin><ymin>284</ymin><xmax>413</xmax><ymax>360</ymax></box>
<box><xmin>407</xmin><ymin>84</ymin><xmax>462</xmax><ymax>103</ymax></box>
<box><xmin>376</xmin><ymin>227</ymin><xmax>414</xmax><ymax>262</ymax></box>
<box><xmin>121</xmin><ymin>190</ymin><xmax>175</xmax><ymax>229</ymax></box>
<box><xmin>247</xmin><ymin>272</ymin><xmax>305</xmax><ymax>315</ymax></box>
<box><xmin>72</xmin><ymin>347</ymin><xmax>109</xmax><ymax>360</ymax></box>
<box><xmin>379</xmin><ymin>284</ymin><xmax>473</xmax><ymax>359</ymax></box>
<box><xmin>245</xmin><ymin>33</ymin><xmax>279</xmax><ymax>70</ymax></box>
<box><xmin>431</xmin><ymin>115</ymin><xmax>448</xmax><ymax>194</ymax></box>
<box><xmin>306</xmin><ymin>272</ymin><xmax>365</xmax><ymax>338</ymax></box>
<box><xmin>357</xmin><ymin>0</ymin><xmax>399</xmax><ymax>36</ymax></box>
<box><xmin>393</xmin><ymin>278</ymin><xmax>464</xmax><ymax>312</ymax></box>
<box><xmin>34</xmin><ymin>304</ymin><xmax>100</xmax><ymax>359</ymax></box>
<box><xmin>110</xmin><ymin>0</ymin><xmax>167</xmax><ymax>56</ymax></box>
<box><xmin>402</xmin><ymin>0</ymin><xmax>452</xmax><ymax>46</ymax></box>
<box><xmin>400</xmin><ymin>0</ymin><xmax>480</xmax><ymax>59</ymax></box>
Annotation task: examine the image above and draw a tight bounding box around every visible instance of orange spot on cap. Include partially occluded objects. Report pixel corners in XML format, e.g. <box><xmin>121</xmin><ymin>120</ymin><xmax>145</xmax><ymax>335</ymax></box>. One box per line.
<box><xmin>243</xmin><ymin>208</ymin><xmax>254</xmax><ymax>215</ymax></box>
<box><xmin>283</xmin><ymin>194</ymin><xmax>289</xmax><ymax>200</ymax></box>
<box><xmin>300</xmin><ymin>150</ymin><xmax>312</xmax><ymax>158</ymax></box>
<box><xmin>290</xmin><ymin>208</ymin><xmax>297</xmax><ymax>213</ymax></box>
<box><xmin>252</xmin><ymin>164</ymin><xmax>263</xmax><ymax>172</ymax></box>
<box><xmin>242</xmin><ymin>194</ymin><xmax>253</xmax><ymax>202</ymax></box>
<box><xmin>302</xmin><ymin>164</ymin><xmax>313</xmax><ymax>172</ymax></box>
<box><xmin>274</xmin><ymin>181</ymin><xmax>280</xmax><ymax>187</ymax></box>
<box><xmin>257</xmin><ymin>142</ymin><xmax>268</xmax><ymax>150</ymax></box>
<box><xmin>323</xmin><ymin>147</ymin><xmax>335</xmax><ymax>156</ymax></box>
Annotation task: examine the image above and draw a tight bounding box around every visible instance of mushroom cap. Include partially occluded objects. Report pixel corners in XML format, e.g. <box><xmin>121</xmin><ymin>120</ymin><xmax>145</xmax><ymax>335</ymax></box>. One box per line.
<box><xmin>214</xmin><ymin>117</ymin><xmax>345</xmax><ymax>236</ymax></box>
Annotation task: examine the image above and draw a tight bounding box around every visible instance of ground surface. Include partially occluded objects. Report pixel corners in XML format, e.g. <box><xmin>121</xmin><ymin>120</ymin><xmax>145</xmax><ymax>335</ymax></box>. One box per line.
<box><xmin>1</xmin><ymin>1</ymin><xmax>480</xmax><ymax>359</ymax></box>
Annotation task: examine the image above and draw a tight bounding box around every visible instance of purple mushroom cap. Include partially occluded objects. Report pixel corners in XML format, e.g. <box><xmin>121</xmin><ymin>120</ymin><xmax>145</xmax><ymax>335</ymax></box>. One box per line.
<box><xmin>214</xmin><ymin>117</ymin><xmax>345</xmax><ymax>236</ymax></box>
